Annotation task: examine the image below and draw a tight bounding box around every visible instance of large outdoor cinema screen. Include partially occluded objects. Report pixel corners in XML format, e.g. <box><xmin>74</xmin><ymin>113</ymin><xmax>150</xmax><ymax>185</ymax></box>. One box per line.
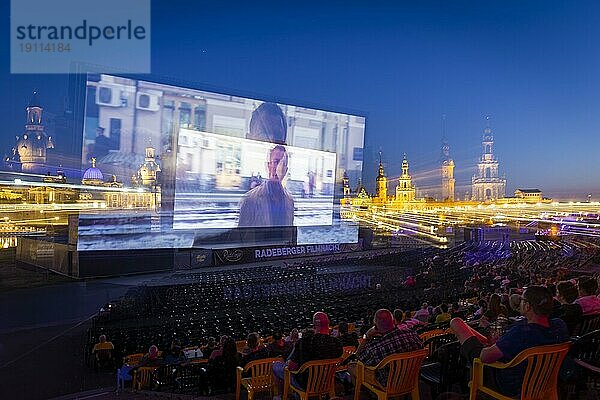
<box><xmin>78</xmin><ymin>74</ymin><xmax>365</xmax><ymax>250</ymax></box>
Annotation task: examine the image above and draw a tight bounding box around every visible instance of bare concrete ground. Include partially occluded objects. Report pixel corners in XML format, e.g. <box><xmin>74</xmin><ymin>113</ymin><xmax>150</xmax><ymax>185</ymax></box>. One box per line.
<box><xmin>0</xmin><ymin>321</ymin><xmax>114</xmax><ymax>400</ymax></box>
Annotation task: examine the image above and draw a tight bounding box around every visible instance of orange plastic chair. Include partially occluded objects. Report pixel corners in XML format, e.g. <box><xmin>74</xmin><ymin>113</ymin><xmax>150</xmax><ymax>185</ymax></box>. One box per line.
<box><xmin>235</xmin><ymin>357</ymin><xmax>283</xmax><ymax>400</ymax></box>
<box><xmin>337</xmin><ymin>346</ymin><xmax>357</xmax><ymax>372</ymax></box>
<box><xmin>236</xmin><ymin>340</ymin><xmax>248</xmax><ymax>353</ymax></box>
<box><xmin>418</xmin><ymin>329</ymin><xmax>446</xmax><ymax>342</ymax></box>
<box><xmin>468</xmin><ymin>342</ymin><xmax>571</xmax><ymax>400</ymax></box>
<box><xmin>283</xmin><ymin>357</ymin><xmax>343</xmax><ymax>400</ymax></box>
<box><xmin>353</xmin><ymin>348</ymin><xmax>428</xmax><ymax>400</ymax></box>
<box><xmin>123</xmin><ymin>352</ymin><xmax>144</xmax><ymax>365</ymax></box>
<box><xmin>132</xmin><ymin>366</ymin><xmax>158</xmax><ymax>390</ymax></box>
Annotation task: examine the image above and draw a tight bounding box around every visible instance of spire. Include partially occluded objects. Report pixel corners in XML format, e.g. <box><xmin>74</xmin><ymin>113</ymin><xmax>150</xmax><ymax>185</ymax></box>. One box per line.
<box><xmin>91</xmin><ymin>157</ymin><xmax>97</xmax><ymax>168</ymax></box>
<box><xmin>441</xmin><ymin>114</ymin><xmax>450</xmax><ymax>159</ymax></box>
<box><xmin>484</xmin><ymin>115</ymin><xmax>492</xmax><ymax>137</ymax></box>
<box><xmin>401</xmin><ymin>153</ymin><xmax>409</xmax><ymax>175</ymax></box>
<box><xmin>28</xmin><ymin>91</ymin><xmax>41</xmax><ymax>108</ymax></box>
<box><xmin>377</xmin><ymin>150</ymin><xmax>385</xmax><ymax>177</ymax></box>
<box><xmin>441</xmin><ymin>114</ymin><xmax>447</xmax><ymax>141</ymax></box>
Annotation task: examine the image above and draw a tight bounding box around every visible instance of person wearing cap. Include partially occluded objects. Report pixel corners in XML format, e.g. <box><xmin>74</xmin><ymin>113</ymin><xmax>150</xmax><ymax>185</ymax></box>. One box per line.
<box><xmin>450</xmin><ymin>286</ymin><xmax>568</xmax><ymax>397</ymax></box>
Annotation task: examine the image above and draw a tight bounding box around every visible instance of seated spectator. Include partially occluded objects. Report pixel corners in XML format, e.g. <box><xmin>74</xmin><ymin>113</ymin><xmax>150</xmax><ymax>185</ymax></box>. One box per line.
<box><xmin>450</xmin><ymin>286</ymin><xmax>569</xmax><ymax>398</ymax></box>
<box><xmin>285</xmin><ymin>328</ymin><xmax>300</xmax><ymax>344</ymax></box>
<box><xmin>241</xmin><ymin>332</ymin><xmax>268</xmax><ymax>366</ymax></box>
<box><xmin>338</xmin><ymin>321</ymin><xmax>359</xmax><ymax>348</ymax></box>
<box><xmin>92</xmin><ymin>334</ymin><xmax>114</xmax><ymax>353</ymax></box>
<box><xmin>209</xmin><ymin>337</ymin><xmax>241</xmax><ymax>392</ymax></box>
<box><xmin>546</xmin><ymin>283</ymin><xmax>562</xmax><ymax>315</ymax></box>
<box><xmin>209</xmin><ymin>335</ymin><xmax>229</xmax><ymax>360</ymax></box>
<box><xmin>121</xmin><ymin>345</ymin><xmax>162</xmax><ymax>383</ymax></box>
<box><xmin>202</xmin><ymin>337</ymin><xmax>216</xmax><ymax>359</ymax></box>
<box><xmin>429</xmin><ymin>306</ymin><xmax>442</xmax><ymax>324</ymax></box>
<box><xmin>575</xmin><ymin>276</ymin><xmax>600</xmax><ymax>315</ymax></box>
<box><xmin>414</xmin><ymin>302</ymin><xmax>430</xmax><ymax>323</ymax></box>
<box><xmin>138</xmin><ymin>345</ymin><xmax>162</xmax><ymax>367</ymax></box>
<box><xmin>267</xmin><ymin>331</ymin><xmax>292</xmax><ymax>358</ymax></box>
<box><xmin>301</xmin><ymin>327</ymin><xmax>315</xmax><ymax>341</ymax></box>
<box><xmin>273</xmin><ymin>312</ymin><xmax>342</xmax><ymax>391</ymax></box>
<box><xmin>348</xmin><ymin>309</ymin><xmax>423</xmax><ymax>386</ymax></box>
<box><xmin>393</xmin><ymin>309</ymin><xmax>404</xmax><ymax>326</ymax></box>
<box><xmin>164</xmin><ymin>339</ymin><xmax>186</xmax><ymax>364</ymax></box>
<box><xmin>472</xmin><ymin>299</ymin><xmax>488</xmax><ymax>320</ymax></box>
<box><xmin>92</xmin><ymin>335</ymin><xmax>114</xmax><ymax>370</ymax></box>
<box><xmin>450</xmin><ymin>302</ymin><xmax>466</xmax><ymax>319</ymax></box>
<box><xmin>484</xmin><ymin>293</ymin><xmax>508</xmax><ymax>322</ymax></box>
<box><xmin>553</xmin><ymin>280</ymin><xmax>583</xmax><ymax>335</ymax></box>
<box><xmin>435</xmin><ymin>303</ymin><xmax>452</xmax><ymax>323</ymax></box>
<box><xmin>508</xmin><ymin>294</ymin><xmax>522</xmax><ymax>317</ymax></box>
<box><xmin>400</xmin><ymin>310</ymin><xmax>424</xmax><ymax>330</ymax></box>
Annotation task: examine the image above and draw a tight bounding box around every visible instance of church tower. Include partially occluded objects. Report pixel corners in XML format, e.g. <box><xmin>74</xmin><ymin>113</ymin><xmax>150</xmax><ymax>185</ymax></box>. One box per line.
<box><xmin>15</xmin><ymin>92</ymin><xmax>54</xmax><ymax>173</ymax></box>
<box><xmin>472</xmin><ymin>117</ymin><xmax>506</xmax><ymax>201</ymax></box>
<box><xmin>395</xmin><ymin>153</ymin><xmax>416</xmax><ymax>202</ymax></box>
<box><xmin>342</xmin><ymin>171</ymin><xmax>351</xmax><ymax>197</ymax></box>
<box><xmin>375</xmin><ymin>151</ymin><xmax>388</xmax><ymax>203</ymax></box>
<box><xmin>440</xmin><ymin>138</ymin><xmax>455</xmax><ymax>201</ymax></box>
<box><xmin>135</xmin><ymin>147</ymin><xmax>161</xmax><ymax>187</ymax></box>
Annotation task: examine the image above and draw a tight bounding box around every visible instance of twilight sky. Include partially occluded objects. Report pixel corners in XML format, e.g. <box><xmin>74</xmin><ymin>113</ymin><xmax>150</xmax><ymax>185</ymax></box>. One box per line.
<box><xmin>1</xmin><ymin>0</ymin><xmax>599</xmax><ymax>200</ymax></box>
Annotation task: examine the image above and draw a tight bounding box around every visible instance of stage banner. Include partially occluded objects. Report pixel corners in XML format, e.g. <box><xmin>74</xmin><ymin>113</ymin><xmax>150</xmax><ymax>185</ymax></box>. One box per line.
<box><xmin>174</xmin><ymin>249</ymin><xmax>213</xmax><ymax>270</ymax></box>
<box><xmin>213</xmin><ymin>242</ymin><xmax>362</xmax><ymax>265</ymax></box>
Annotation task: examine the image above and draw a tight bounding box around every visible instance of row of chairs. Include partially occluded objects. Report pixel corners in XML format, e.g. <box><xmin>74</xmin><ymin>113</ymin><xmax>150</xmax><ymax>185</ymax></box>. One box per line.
<box><xmin>234</xmin><ymin>340</ymin><xmax>586</xmax><ymax>400</ymax></box>
<box><xmin>236</xmin><ymin>328</ymin><xmax>600</xmax><ymax>400</ymax></box>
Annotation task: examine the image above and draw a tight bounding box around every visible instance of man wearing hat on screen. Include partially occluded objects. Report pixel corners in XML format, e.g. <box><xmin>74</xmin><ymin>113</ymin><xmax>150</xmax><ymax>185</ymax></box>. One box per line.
<box><xmin>94</xmin><ymin>126</ymin><xmax>111</xmax><ymax>159</ymax></box>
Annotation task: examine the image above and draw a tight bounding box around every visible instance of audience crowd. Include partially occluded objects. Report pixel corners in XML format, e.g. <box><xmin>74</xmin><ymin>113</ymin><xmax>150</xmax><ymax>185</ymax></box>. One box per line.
<box><xmin>87</xmin><ymin>238</ymin><xmax>600</xmax><ymax>398</ymax></box>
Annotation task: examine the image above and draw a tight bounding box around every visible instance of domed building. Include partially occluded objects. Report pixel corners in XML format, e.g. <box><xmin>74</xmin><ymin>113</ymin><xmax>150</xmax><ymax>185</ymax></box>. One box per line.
<box><xmin>81</xmin><ymin>158</ymin><xmax>105</xmax><ymax>186</ymax></box>
<box><xmin>14</xmin><ymin>92</ymin><xmax>54</xmax><ymax>173</ymax></box>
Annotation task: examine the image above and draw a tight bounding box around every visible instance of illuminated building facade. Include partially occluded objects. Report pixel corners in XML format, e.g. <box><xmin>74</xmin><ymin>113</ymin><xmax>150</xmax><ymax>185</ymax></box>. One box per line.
<box><xmin>472</xmin><ymin>119</ymin><xmax>506</xmax><ymax>201</ymax></box>
<box><xmin>514</xmin><ymin>189</ymin><xmax>543</xmax><ymax>203</ymax></box>
<box><xmin>79</xmin><ymin>158</ymin><xmax>161</xmax><ymax>209</ymax></box>
<box><xmin>13</xmin><ymin>92</ymin><xmax>55</xmax><ymax>173</ymax></box>
<box><xmin>395</xmin><ymin>153</ymin><xmax>416</xmax><ymax>202</ymax></box>
<box><xmin>440</xmin><ymin>139</ymin><xmax>455</xmax><ymax>201</ymax></box>
<box><xmin>374</xmin><ymin>152</ymin><xmax>387</xmax><ymax>204</ymax></box>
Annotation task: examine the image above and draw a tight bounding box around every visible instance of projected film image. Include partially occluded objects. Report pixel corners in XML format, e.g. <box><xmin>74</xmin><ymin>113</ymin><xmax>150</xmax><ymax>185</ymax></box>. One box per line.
<box><xmin>174</xmin><ymin>129</ymin><xmax>337</xmax><ymax>229</ymax></box>
<box><xmin>79</xmin><ymin>74</ymin><xmax>365</xmax><ymax>250</ymax></box>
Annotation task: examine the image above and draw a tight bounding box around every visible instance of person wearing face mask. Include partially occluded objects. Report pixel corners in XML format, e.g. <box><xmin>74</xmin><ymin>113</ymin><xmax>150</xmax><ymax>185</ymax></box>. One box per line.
<box><xmin>238</xmin><ymin>144</ymin><xmax>295</xmax><ymax>227</ymax></box>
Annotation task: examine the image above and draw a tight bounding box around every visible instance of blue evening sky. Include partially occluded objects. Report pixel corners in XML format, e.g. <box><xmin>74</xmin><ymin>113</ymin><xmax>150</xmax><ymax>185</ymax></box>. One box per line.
<box><xmin>1</xmin><ymin>1</ymin><xmax>599</xmax><ymax>200</ymax></box>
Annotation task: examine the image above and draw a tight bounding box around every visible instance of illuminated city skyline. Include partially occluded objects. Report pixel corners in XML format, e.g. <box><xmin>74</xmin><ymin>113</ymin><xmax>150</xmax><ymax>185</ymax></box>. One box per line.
<box><xmin>1</xmin><ymin>2</ymin><xmax>599</xmax><ymax>200</ymax></box>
